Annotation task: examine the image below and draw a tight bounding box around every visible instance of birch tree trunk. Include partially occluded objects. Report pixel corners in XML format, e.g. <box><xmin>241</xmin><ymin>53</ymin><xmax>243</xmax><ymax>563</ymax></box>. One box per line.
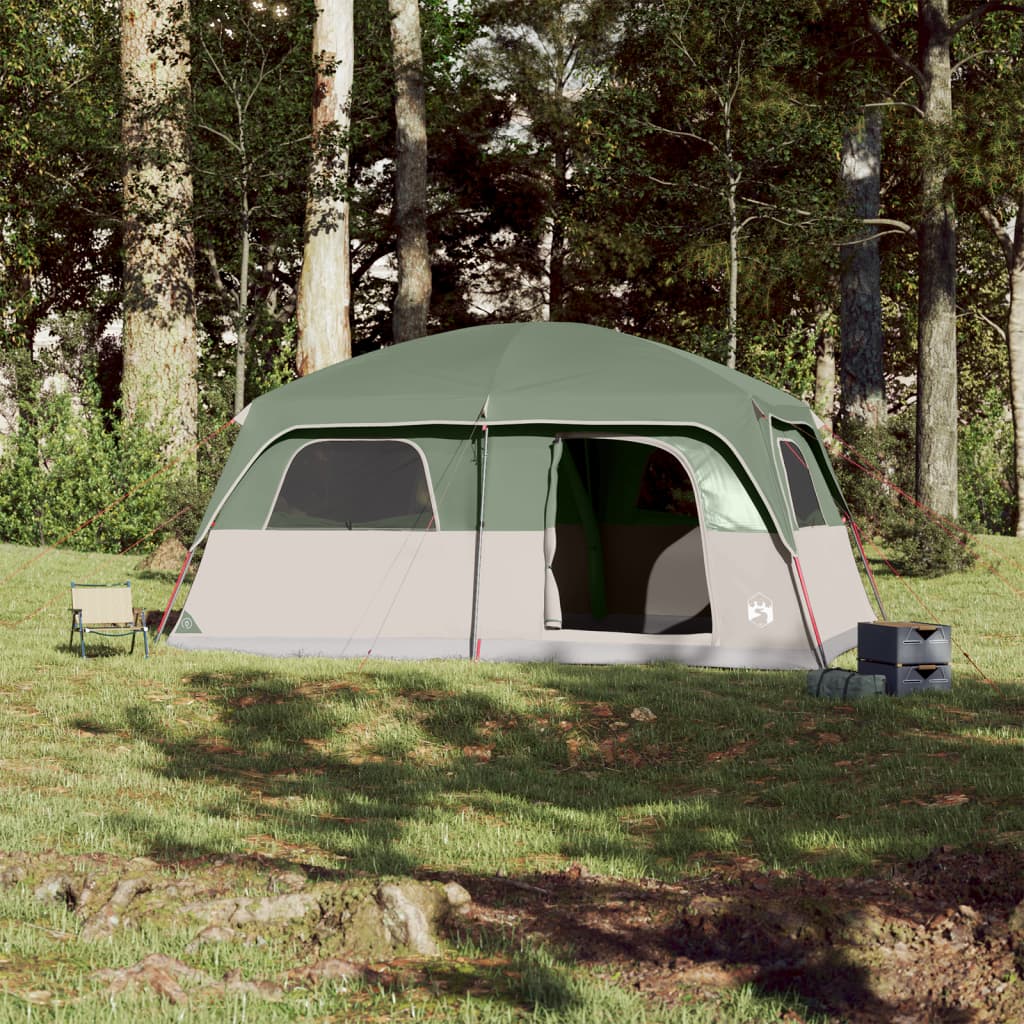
<box><xmin>121</xmin><ymin>0</ymin><xmax>197</xmax><ymax>455</ymax></box>
<box><xmin>296</xmin><ymin>0</ymin><xmax>353</xmax><ymax>375</ymax></box>
<box><xmin>839</xmin><ymin>109</ymin><xmax>886</xmax><ymax>428</ymax></box>
<box><xmin>814</xmin><ymin>305</ymin><xmax>837</xmax><ymax>432</ymax></box>
<box><xmin>984</xmin><ymin>198</ymin><xmax>1024</xmax><ymax>536</ymax></box>
<box><xmin>1009</xmin><ymin>202</ymin><xmax>1024</xmax><ymax>537</ymax></box>
<box><xmin>389</xmin><ymin>0</ymin><xmax>430</xmax><ymax>342</ymax></box>
<box><xmin>915</xmin><ymin>0</ymin><xmax>958</xmax><ymax>519</ymax></box>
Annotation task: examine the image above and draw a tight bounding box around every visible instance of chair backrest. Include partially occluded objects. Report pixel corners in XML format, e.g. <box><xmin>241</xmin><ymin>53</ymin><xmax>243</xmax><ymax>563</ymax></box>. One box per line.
<box><xmin>71</xmin><ymin>582</ymin><xmax>134</xmax><ymax>626</ymax></box>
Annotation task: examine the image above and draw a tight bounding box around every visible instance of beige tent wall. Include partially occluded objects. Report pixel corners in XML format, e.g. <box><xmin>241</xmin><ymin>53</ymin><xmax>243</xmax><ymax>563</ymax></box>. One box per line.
<box><xmin>174</xmin><ymin>529</ymin><xmax>477</xmax><ymax>654</ymax></box>
<box><xmin>794</xmin><ymin>524</ymin><xmax>875</xmax><ymax>658</ymax></box>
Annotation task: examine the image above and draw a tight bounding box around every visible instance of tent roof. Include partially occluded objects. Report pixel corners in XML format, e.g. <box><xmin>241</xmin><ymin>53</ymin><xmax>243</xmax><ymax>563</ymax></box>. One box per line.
<box><xmin>196</xmin><ymin>323</ymin><xmax>828</xmax><ymax>548</ymax></box>
<box><xmin>239</xmin><ymin>321</ymin><xmax>812</xmax><ymax>430</ymax></box>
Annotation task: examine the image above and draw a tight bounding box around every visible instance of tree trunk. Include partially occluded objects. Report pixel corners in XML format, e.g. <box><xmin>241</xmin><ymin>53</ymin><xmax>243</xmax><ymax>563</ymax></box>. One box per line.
<box><xmin>389</xmin><ymin>0</ymin><xmax>431</xmax><ymax>342</ymax></box>
<box><xmin>1004</xmin><ymin>196</ymin><xmax>1024</xmax><ymax>536</ymax></box>
<box><xmin>296</xmin><ymin>0</ymin><xmax>353</xmax><ymax>375</ymax></box>
<box><xmin>120</xmin><ymin>0</ymin><xmax>197</xmax><ymax>455</ymax></box>
<box><xmin>234</xmin><ymin>197</ymin><xmax>250</xmax><ymax>416</ymax></box>
<box><xmin>915</xmin><ymin>0</ymin><xmax>958</xmax><ymax>519</ymax></box>
<box><xmin>839</xmin><ymin>109</ymin><xmax>886</xmax><ymax>428</ymax></box>
<box><xmin>814</xmin><ymin>305</ymin><xmax>837</xmax><ymax>432</ymax></box>
<box><xmin>548</xmin><ymin>146</ymin><xmax>568</xmax><ymax>321</ymax></box>
<box><xmin>727</xmin><ymin>170</ymin><xmax>740</xmax><ymax>370</ymax></box>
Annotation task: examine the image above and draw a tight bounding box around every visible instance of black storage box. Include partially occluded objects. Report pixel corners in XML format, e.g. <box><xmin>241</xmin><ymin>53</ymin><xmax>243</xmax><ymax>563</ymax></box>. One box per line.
<box><xmin>857</xmin><ymin>621</ymin><xmax>951</xmax><ymax>666</ymax></box>
<box><xmin>857</xmin><ymin>660</ymin><xmax>952</xmax><ymax>696</ymax></box>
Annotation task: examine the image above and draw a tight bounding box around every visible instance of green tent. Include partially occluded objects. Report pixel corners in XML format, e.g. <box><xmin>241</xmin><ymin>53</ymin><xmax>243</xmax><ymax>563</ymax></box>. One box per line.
<box><xmin>169</xmin><ymin>322</ymin><xmax>875</xmax><ymax>667</ymax></box>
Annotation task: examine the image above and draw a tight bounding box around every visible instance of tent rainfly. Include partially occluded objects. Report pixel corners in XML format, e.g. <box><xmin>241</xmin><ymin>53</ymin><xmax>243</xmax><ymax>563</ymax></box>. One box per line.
<box><xmin>168</xmin><ymin>323</ymin><xmax>876</xmax><ymax>668</ymax></box>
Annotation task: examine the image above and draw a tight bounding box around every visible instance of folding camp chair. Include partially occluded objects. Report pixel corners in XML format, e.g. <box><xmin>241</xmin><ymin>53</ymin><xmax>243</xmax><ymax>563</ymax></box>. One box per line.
<box><xmin>69</xmin><ymin>581</ymin><xmax>149</xmax><ymax>658</ymax></box>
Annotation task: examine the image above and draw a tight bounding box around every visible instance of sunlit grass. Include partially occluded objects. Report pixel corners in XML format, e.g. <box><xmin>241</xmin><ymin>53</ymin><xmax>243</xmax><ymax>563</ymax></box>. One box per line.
<box><xmin>0</xmin><ymin>537</ymin><xmax>1023</xmax><ymax>1019</ymax></box>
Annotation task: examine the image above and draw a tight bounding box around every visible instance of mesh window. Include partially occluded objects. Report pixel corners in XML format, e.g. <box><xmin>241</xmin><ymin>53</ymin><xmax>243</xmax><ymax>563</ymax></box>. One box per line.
<box><xmin>780</xmin><ymin>439</ymin><xmax>825</xmax><ymax>528</ymax></box>
<box><xmin>267</xmin><ymin>440</ymin><xmax>435</xmax><ymax>530</ymax></box>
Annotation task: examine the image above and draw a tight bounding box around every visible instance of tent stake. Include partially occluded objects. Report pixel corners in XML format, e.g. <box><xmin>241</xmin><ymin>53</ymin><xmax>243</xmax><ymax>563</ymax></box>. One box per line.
<box><xmin>469</xmin><ymin>423</ymin><xmax>489</xmax><ymax>660</ymax></box>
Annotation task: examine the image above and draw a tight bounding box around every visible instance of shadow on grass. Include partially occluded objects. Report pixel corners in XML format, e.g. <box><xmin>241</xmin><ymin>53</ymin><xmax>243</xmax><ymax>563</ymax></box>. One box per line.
<box><xmin>65</xmin><ymin>662</ymin><xmax>1024</xmax><ymax>1020</ymax></box>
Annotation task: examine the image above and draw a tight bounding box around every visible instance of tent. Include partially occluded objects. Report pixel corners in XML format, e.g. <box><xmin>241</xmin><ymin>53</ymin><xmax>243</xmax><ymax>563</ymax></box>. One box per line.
<box><xmin>167</xmin><ymin>322</ymin><xmax>876</xmax><ymax>668</ymax></box>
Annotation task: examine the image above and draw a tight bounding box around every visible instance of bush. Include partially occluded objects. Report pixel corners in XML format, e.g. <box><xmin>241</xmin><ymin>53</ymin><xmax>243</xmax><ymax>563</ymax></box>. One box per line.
<box><xmin>957</xmin><ymin>389</ymin><xmax>1015</xmax><ymax>535</ymax></box>
<box><xmin>834</xmin><ymin>411</ymin><xmax>976</xmax><ymax>577</ymax></box>
<box><xmin>0</xmin><ymin>381</ymin><xmax>173</xmax><ymax>553</ymax></box>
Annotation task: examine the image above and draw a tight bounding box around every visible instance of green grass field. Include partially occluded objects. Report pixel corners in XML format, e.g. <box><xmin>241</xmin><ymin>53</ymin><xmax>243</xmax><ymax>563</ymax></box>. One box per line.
<box><xmin>1</xmin><ymin>536</ymin><xmax>1023</xmax><ymax>1021</ymax></box>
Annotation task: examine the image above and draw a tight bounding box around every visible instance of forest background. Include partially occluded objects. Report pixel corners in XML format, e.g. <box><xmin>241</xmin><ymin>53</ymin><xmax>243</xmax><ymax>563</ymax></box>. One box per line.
<box><xmin>2</xmin><ymin>0</ymin><xmax>1023</xmax><ymax>569</ymax></box>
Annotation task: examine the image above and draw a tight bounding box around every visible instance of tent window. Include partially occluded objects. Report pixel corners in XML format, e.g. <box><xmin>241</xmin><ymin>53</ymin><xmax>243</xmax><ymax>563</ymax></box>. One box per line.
<box><xmin>267</xmin><ymin>440</ymin><xmax>435</xmax><ymax>530</ymax></box>
<box><xmin>780</xmin><ymin>439</ymin><xmax>825</xmax><ymax>528</ymax></box>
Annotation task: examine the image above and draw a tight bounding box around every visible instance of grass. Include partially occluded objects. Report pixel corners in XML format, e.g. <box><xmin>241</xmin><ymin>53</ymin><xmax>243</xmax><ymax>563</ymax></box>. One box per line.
<box><xmin>1</xmin><ymin>536</ymin><xmax>1023</xmax><ymax>1020</ymax></box>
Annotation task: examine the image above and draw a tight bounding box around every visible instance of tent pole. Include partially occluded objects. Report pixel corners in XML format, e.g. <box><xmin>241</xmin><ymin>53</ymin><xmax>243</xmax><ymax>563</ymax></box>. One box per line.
<box><xmin>469</xmin><ymin>423</ymin><xmax>489</xmax><ymax>660</ymax></box>
<box><xmin>154</xmin><ymin>548</ymin><xmax>194</xmax><ymax>644</ymax></box>
<box><xmin>792</xmin><ymin>554</ymin><xmax>828</xmax><ymax>668</ymax></box>
<box><xmin>847</xmin><ymin>516</ymin><xmax>888</xmax><ymax>621</ymax></box>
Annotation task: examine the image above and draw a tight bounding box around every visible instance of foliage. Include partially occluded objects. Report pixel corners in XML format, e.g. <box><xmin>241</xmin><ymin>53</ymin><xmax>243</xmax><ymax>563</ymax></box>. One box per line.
<box><xmin>737</xmin><ymin>315</ymin><xmax>819</xmax><ymax>398</ymax></box>
<box><xmin>568</xmin><ymin>0</ymin><xmax>844</xmax><ymax>354</ymax></box>
<box><xmin>0</xmin><ymin>0</ymin><xmax>121</xmax><ymax>364</ymax></box>
<box><xmin>3</xmin><ymin>0</ymin><xmax>1024</xmax><ymax>540</ymax></box>
<box><xmin>0</xmin><ymin>381</ymin><xmax>172</xmax><ymax>554</ymax></box>
<box><xmin>190</xmin><ymin>0</ymin><xmax>315</xmax><ymax>406</ymax></box>
<box><xmin>835</xmin><ymin>412</ymin><xmax>977</xmax><ymax>575</ymax></box>
<box><xmin>958</xmin><ymin>389</ymin><xmax>1015</xmax><ymax>535</ymax></box>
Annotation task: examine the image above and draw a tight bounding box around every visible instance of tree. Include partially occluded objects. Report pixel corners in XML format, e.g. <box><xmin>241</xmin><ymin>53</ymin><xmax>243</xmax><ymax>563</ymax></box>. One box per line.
<box><xmin>295</xmin><ymin>0</ymin><xmax>354</xmax><ymax>375</ymax></box>
<box><xmin>865</xmin><ymin>0</ymin><xmax>1024</xmax><ymax>520</ymax></box>
<box><xmin>0</xmin><ymin>1</ymin><xmax>121</xmax><ymax>404</ymax></box>
<box><xmin>192</xmin><ymin>0</ymin><xmax>313</xmax><ymax>412</ymax></box>
<box><xmin>957</xmin><ymin>11</ymin><xmax>1024</xmax><ymax>533</ymax></box>
<box><xmin>121</xmin><ymin>0</ymin><xmax>197</xmax><ymax>454</ymax></box>
<box><xmin>474</xmin><ymin>0</ymin><xmax>620</xmax><ymax>322</ymax></box>
<box><xmin>839</xmin><ymin>109</ymin><xmax>887</xmax><ymax>427</ymax></box>
<box><xmin>911</xmin><ymin>0</ymin><xmax>958</xmax><ymax>520</ymax></box>
<box><xmin>573</xmin><ymin>0</ymin><xmax>835</xmax><ymax>372</ymax></box>
<box><xmin>388</xmin><ymin>0</ymin><xmax>431</xmax><ymax>341</ymax></box>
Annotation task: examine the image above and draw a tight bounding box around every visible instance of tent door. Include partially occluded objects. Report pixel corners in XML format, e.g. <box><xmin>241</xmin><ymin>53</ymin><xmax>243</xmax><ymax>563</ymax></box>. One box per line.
<box><xmin>547</xmin><ymin>437</ymin><xmax>712</xmax><ymax>635</ymax></box>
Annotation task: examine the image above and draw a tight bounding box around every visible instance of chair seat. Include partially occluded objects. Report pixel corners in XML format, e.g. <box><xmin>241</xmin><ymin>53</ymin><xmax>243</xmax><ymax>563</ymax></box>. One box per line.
<box><xmin>70</xmin><ymin>581</ymin><xmax>149</xmax><ymax>658</ymax></box>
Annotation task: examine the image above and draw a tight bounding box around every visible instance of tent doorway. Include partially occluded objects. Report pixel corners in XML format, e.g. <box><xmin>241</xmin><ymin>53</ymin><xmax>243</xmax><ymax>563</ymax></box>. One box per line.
<box><xmin>548</xmin><ymin>437</ymin><xmax>712</xmax><ymax>635</ymax></box>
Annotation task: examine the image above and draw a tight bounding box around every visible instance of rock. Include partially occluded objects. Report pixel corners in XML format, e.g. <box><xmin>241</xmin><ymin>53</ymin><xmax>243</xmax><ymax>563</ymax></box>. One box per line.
<box><xmin>93</xmin><ymin>953</ymin><xmax>210</xmax><ymax>1005</ymax></box>
<box><xmin>284</xmin><ymin>958</ymin><xmax>363</xmax><ymax>988</ymax></box>
<box><xmin>184</xmin><ymin>926</ymin><xmax>236</xmax><ymax>953</ymax></box>
<box><xmin>378</xmin><ymin>882</ymin><xmax>440</xmax><ymax>956</ymax></box>
<box><xmin>233</xmin><ymin>893</ymin><xmax>320</xmax><ymax>926</ymax></box>
<box><xmin>443</xmin><ymin>881</ymin><xmax>472</xmax><ymax>912</ymax></box>
<box><xmin>80</xmin><ymin>877</ymin><xmax>152</xmax><ymax>940</ymax></box>
<box><xmin>315</xmin><ymin>878</ymin><xmax>469</xmax><ymax>960</ymax></box>
<box><xmin>1008</xmin><ymin>899</ymin><xmax>1024</xmax><ymax>950</ymax></box>
<box><xmin>33</xmin><ymin>875</ymin><xmax>78</xmax><ymax>907</ymax></box>
<box><xmin>269</xmin><ymin>870</ymin><xmax>307</xmax><ymax>893</ymax></box>
<box><xmin>0</xmin><ymin>865</ymin><xmax>26</xmax><ymax>886</ymax></box>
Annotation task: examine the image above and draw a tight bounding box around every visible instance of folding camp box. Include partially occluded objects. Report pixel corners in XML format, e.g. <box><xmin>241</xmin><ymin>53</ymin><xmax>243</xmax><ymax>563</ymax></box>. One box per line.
<box><xmin>857</xmin><ymin>621</ymin><xmax>951</xmax><ymax>665</ymax></box>
<box><xmin>857</xmin><ymin>620</ymin><xmax>952</xmax><ymax>696</ymax></box>
<box><xmin>858</xmin><ymin>661</ymin><xmax>952</xmax><ymax>696</ymax></box>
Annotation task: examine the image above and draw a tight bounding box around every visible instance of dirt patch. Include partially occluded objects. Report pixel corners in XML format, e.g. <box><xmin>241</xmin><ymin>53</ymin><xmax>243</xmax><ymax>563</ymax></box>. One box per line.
<box><xmin>4</xmin><ymin>846</ymin><xmax>1024</xmax><ymax>1019</ymax></box>
<box><xmin>448</xmin><ymin>846</ymin><xmax>1024</xmax><ymax>1022</ymax></box>
<box><xmin>138</xmin><ymin>536</ymin><xmax>188</xmax><ymax>573</ymax></box>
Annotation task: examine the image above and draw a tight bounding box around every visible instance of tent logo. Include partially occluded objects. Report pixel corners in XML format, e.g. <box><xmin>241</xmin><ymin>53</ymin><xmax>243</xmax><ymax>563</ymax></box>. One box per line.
<box><xmin>747</xmin><ymin>593</ymin><xmax>774</xmax><ymax>629</ymax></box>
